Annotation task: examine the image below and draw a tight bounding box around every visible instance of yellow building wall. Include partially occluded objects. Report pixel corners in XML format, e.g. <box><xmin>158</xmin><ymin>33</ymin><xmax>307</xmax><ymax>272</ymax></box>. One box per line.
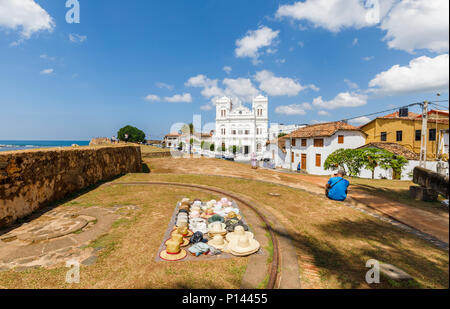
<box><xmin>362</xmin><ymin>118</ymin><xmax>449</xmax><ymax>160</ymax></box>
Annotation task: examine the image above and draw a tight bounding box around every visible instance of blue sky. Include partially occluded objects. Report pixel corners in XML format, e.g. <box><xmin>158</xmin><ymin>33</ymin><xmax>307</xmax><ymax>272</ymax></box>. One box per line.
<box><xmin>0</xmin><ymin>0</ymin><xmax>448</xmax><ymax>140</ymax></box>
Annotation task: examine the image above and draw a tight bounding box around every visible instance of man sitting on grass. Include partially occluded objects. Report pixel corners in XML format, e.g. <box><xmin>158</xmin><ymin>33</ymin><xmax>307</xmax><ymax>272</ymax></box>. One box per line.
<box><xmin>326</xmin><ymin>170</ymin><xmax>350</xmax><ymax>201</ymax></box>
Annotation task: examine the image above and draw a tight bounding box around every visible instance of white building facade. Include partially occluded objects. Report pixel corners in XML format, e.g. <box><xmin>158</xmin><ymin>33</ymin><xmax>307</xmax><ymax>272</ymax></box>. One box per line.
<box><xmin>283</xmin><ymin>122</ymin><xmax>367</xmax><ymax>175</ymax></box>
<box><xmin>213</xmin><ymin>95</ymin><xmax>269</xmax><ymax>160</ymax></box>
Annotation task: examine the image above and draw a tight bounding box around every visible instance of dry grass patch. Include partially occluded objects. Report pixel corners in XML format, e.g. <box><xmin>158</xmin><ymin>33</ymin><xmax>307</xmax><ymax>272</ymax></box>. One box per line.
<box><xmin>0</xmin><ymin>185</ymin><xmax>248</xmax><ymax>289</ymax></box>
<box><xmin>120</xmin><ymin>162</ymin><xmax>449</xmax><ymax>289</ymax></box>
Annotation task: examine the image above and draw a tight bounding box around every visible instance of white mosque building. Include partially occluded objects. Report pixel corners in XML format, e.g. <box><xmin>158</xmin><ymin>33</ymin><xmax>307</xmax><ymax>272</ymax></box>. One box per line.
<box><xmin>213</xmin><ymin>95</ymin><xmax>269</xmax><ymax>160</ymax></box>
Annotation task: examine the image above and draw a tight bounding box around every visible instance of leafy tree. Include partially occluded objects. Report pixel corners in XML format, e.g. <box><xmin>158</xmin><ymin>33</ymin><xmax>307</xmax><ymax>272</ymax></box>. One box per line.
<box><xmin>210</xmin><ymin>143</ymin><xmax>215</xmax><ymax>151</ymax></box>
<box><xmin>361</xmin><ymin>148</ymin><xmax>392</xmax><ymax>179</ymax></box>
<box><xmin>117</xmin><ymin>125</ymin><xmax>146</xmax><ymax>143</ymax></box>
<box><xmin>278</xmin><ymin>133</ymin><xmax>287</xmax><ymax>138</ymax></box>
<box><xmin>178</xmin><ymin>142</ymin><xmax>183</xmax><ymax>150</ymax></box>
<box><xmin>324</xmin><ymin>148</ymin><xmax>364</xmax><ymax>177</ymax></box>
<box><xmin>181</xmin><ymin>123</ymin><xmax>194</xmax><ymax>135</ymax></box>
<box><xmin>379</xmin><ymin>153</ymin><xmax>408</xmax><ymax>180</ymax></box>
<box><xmin>230</xmin><ymin>145</ymin><xmax>238</xmax><ymax>154</ymax></box>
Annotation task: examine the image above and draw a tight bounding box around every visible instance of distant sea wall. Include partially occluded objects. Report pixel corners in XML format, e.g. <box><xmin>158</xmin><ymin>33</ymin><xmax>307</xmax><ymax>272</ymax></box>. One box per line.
<box><xmin>0</xmin><ymin>146</ymin><xmax>142</xmax><ymax>228</ymax></box>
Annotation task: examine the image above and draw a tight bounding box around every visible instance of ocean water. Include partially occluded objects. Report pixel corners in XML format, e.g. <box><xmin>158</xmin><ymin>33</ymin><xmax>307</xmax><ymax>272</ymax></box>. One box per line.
<box><xmin>0</xmin><ymin>140</ymin><xmax>90</xmax><ymax>152</ymax></box>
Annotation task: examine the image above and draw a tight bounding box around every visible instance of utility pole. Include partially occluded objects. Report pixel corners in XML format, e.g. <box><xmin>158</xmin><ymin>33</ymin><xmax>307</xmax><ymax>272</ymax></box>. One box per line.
<box><xmin>419</xmin><ymin>101</ymin><xmax>429</xmax><ymax>168</ymax></box>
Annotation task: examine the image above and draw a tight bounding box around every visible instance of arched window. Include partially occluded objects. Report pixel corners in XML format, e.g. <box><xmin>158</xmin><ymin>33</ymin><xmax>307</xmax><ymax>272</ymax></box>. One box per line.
<box><xmin>257</xmin><ymin>108</ymin><xmax>263</xmax><ymax>117</ymax></box>
<box><xmin>221</xmin><ymin>109</ymin><xmax>226</xmax><ymax>117</ymax></box>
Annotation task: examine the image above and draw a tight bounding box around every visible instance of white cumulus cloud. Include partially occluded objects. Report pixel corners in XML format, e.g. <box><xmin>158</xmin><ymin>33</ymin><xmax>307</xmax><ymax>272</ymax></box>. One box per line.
<box><xmin>0</xmin><ymin>0</ymin><xmax>54</xmax><ymax>42</ymax></box>
<box><xmin>40</xmin><ymin>68</ymin><xmax>53</xmax><ymax>75</ymax></box>
<box><xmin>312</xmin><ymin>92</ymin><xmax>368</xmax><ymax>110</ymax></box>
<box><xmin>163</xmin><ymin>93</ymin><xmax>192</xmax><ymax>103</ymax></box>
<box><xmin>235</xmin><ymin>26</ymin><xmax>280</xmax><ymax>64</ymax></box>
<box><xmin>275</xmin><ymin>103</ymin><xmax>312</xmax><ymax>115</ymax></box>
<box><xmin>223</xmin><ymin>66</ymin><xmax>232</xmax><ymax>74</ymax></box>
<box><xmin>380</xmin><ymin>0</ymin><xmax>449</xmax><ymax>53</ymax></box>
<box><xmin>368</xmin><ymin>54</ymin><xmax>449</xmax><ymax>95</ymax></box>
<box><xmin>255</xmin><ymin>70</ymin><xmax>306</xmax><ymax>96</ymax></box>
<box><xmin>276</xmin><ymin>0</ymin><xmax>380</xmax><ymax>32</ymax></box>
<box><xmin>144</xmin><ymin>94</ymin><xmax>160</xmax><ymax>102</ymax></box>
<box><xmin>349</xmin><ymin>116</ymin><xmax>371</xmax><ymax>125</ymax></box>
<box><xmin>155</xmin><ymin>82</ymin><xmax>174</xmax><ymax>90</ymax></box>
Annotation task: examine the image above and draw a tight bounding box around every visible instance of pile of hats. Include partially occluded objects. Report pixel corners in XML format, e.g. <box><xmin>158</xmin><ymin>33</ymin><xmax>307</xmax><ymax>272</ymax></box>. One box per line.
<box><xmin>159</xmin><ymin>197</ymin><xmax>260</xmax><ymax>261</ymax></box>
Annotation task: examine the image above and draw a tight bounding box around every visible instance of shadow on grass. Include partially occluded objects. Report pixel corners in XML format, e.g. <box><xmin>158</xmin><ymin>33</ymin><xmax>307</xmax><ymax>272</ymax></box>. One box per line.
<box><xmin>0</xmin><ymin>174</ymin><xmax>124</xmax><ymax>237</ymax></box>
<box><xmin>269</xmin><ymin>217</ymin><xmax>448</xmax><ymax>289</ymax></box>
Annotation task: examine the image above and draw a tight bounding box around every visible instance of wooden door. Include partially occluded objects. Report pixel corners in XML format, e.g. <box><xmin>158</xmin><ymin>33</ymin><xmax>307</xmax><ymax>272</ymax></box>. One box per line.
<box><xmin>301</xmin><ymin>154</ymin><xmax>307</xmax><ymax>170</ymax></box>
<box><xmin>291</xmin><ymin>152</ymin><xmax>295</xmax><ymax>163</ymax></box>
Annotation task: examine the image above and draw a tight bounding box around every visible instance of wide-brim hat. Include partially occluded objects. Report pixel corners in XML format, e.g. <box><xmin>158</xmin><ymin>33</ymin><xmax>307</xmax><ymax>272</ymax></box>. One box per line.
<box><xmin>192</xmin><ymin>200</ymin><xmax>202</xmax><ymax>207</ymax></box>
<box><xmin>208</xmin><ymin>235</ymin><xmax>229</xmax><ymax>250</ymax></box>
<box><xmin>208</xmin><ymin>224</ymin><xmax>227</xmax><ymax>237</ymax></box>
<box><xmin>165</xmin><ymin>237</ymin><xmax>189</xmax><ymax>247</ymax></box>
<box><xmin>159</xmin><ymin>248</ymin><xmax>187</xmax><ymax>261</ymax></box>
<box><xmin>208</xmin><ymin>215</ymin><xmax>224</xmax><ymax>224</ymax></box>
<box><xmin>178</xmin><ymin>209</ymin><xmax>189</xmax><ymax>215</ymax></box>
<box><xmin>226</xmin><ymin>226</ymin><xmax>254</xmax><ymax>242</ymax></box>
<box><xmin>228</xmin><ymin>236</ymin><xmax>260</xmax><ymax>257</ymax></box>
<box><xmin>179</xmin><ymin>205</ymin><xmax>190</xmax><ymax>211</ymax></box>
<box><xmin>172</xmin><ymin>226</ymin><xmax>193</xmax><ymax>237</ymax></box>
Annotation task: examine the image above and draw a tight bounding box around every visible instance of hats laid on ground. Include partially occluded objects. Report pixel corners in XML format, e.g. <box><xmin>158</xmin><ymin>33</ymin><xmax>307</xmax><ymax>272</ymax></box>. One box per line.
<box><xmin>190</xmin><ymin>205</ymin><xmax>201</xmax><ymax>213</ymax></box>
<box><xmin>159</xmin><ymin>239</ymin><xmax>187</xmax><ymax>261</ymax></box>
<box><xmin>189</xmin><ymin>210</ymin><xmax>201</xmax><ymax>219</ymax></box>
<box><xmin>192</xmin><ymin>200</ymin><xmax>202</xmax><ymax>208</ymax></box>
<box><xmin>178</xmin><ymin>209</ymin><xmax>189</xmax><ymax>215</ymax></box>
<box><xmin>189</xmin><ymin>221</ymin><xmax>208</xmax><ymax>234</ymax></box>
<box><xmin>176</xmin><ymin>218</ymin><xmax>188</xmax><ymax>228</ymax></box>
<box><xmin>172</xmin><ymin>225</ymin><xmax>193</xmax><ymax>237</ymax></box>
<box><xmin>179</xmin><ymin>204</ymin><xmax>190</xmax><ymax>212</ymax></box>
<box><xmin>228</xmin><ymin>236</ymin><xmax>260</xmax><ymax>257</ymax></box>
<box><xmin>208</xmin><ymin>222</ymin><xmax>227</xmax><ymax>237</ymax></box>
<box><xmin>208</xmin><ymin>235</ymin><xmax>229</xmax><ymax>251</ymax></box>
<box><xmin>226</xmin><ymin>225</ymin><xmax>253</xmax><ymax>242</ymax></box>
<box><xmin>189</xmin><ymin>231</ymin><xmax>208</xmax><ymax>244</ymax></box>
<box><xmin>165</xmin><ymin>233</ymin><xmax>189</xmax><ymax>247</ymax></box>
<box><xmin>208</xmin><ymin>215</ymin><xmax>224</xmax><ymax>224</ymax></box>
<box><xmin>225</xmin><ymin>219</ymin><xmax>248</xmax><ymax>233</ymax></box>
<box><xmin>188</xmin><ymin>242</ymin><xmax>210</xmax><ymax>256</ymax></box>
<box><xmin>225</xmin><ymin>211</ymin><xmax>241</xmax><ymax>220</ymax></box>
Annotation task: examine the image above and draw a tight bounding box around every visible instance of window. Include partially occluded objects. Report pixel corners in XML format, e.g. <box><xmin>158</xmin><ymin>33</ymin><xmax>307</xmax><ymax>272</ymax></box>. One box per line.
<box><xmin>291</xmin><ymin>138</ymin><xmax>296</xmax><ymax>147</ymax></box>
<box><xmin>415</xmin><ymin>130</ymin><xmax>421</xmax><ymax>141</ymax></box>
<box><xmin>238</xmin><ymin>130</ymin><xmax>243</xmax><ymax>135</ymax></box>
<box><xmin>338</xmin><ymin>135</ymin><xmax>344</xmax><ymax>144</ymax></box>
<box><xmin>314</xmin><ymin>139</ymin><xmax>324</xmax><ymax>147</ymax></box>
<box><xmin>381</xmin><ymin>132</ymin><xmax>387</xmax><ymax>141</ymax></box>
<box><xmin>221</xmin><ymin>128</ymin><xmax>226</xmax><ymax>135</ymax></box>
<box><xmin>245</xmin><ymin>130</ymin><xmax>250</xmax><ymax>135</ymax></box>
<box><xmin>315</xmin><ymin>154</ymin><xmax>321</xmax><ymax>167</ymax></box>
<box><xmin>429</xmin><ymin>129</ymin><xmax>436</xmax><ymax>141</ymax></box>
<box><xmin>231</xmin><ymin>130</ymin><xmax>236</xmax><ymax>135</ymax></box>
<box><xmin>396</xmin><ymin>131</ymin><xmax>403</xmax><ymax>142</ymax></box>
<box><xmin>301</xmin><ymin>139</ymin><xmax>307</xmax><ymax>147</ymax></box>
<box><xmin>256</xmin><ymin>144</ymin><xmax>262</xmax><ymax>152</ymax></box>
<box><xmin>257</xmin><ymin>109</ymin><xmax>263</xmax><ymax>117</ymax></box>
<box><xmin>221</xmin><ymin>109</ymin><xmax>226</xmax><ymax>117</ymax></box>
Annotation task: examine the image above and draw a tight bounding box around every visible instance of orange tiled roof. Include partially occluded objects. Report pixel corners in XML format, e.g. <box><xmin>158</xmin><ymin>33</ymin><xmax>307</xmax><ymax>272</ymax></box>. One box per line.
<box><xmin>284</xmin><ymin>121</ymin><xmax>363</xmax><ymax>139</ymax></box>
<box><xmin>358</xmin><ymin>142</ymin><xmax>419</xmax><ymax>160</ymax></box>
<box><xmin>165</xmin><ymin>132</ymin><xmax>180</xmax><ymax>137</ymax></box>
<box><xmin>383</xmin><ymin>111</ymin><xmax>421</xmax><ymax>118</ymax></box>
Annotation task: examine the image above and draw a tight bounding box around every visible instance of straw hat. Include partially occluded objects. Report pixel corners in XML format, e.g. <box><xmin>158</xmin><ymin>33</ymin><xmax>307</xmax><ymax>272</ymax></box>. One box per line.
<box><xmin>159</xmin><ymin>240</ymin><xmax>187</xmax><ymax>261</ymax></box>
<box><xmin>228</xmin><ymin>236</ymin><xmax>260</xmax><ymax>257</ymax></box>
<box><xmin>208</xmin><ymin>235</ymin><xmax>229</xmax><ymax>251</ymax></box>
<box><xmin>225</xmin><ymin>211</ymin><xmax>242</xmax><ymax>220</ymax></box>
<box><xmin>179</xmin><ymin>204</ymin><xmax>190</xmax><ymax>212</ymax></box>
<box><xmin>172</xmin><ymin>225</ymin><xmax>193</xmax><ymax>237</ymax></box>
<box><xmin>189</xmin><ymin>210</ymin><xmax>201</xmax><ymax>219</ymax></box>
<box><xmin>165</xmin><ymin>233</ymin><xmax>189</xmax><ymax>247</ymax></box>
<box><xmin>208</xmin><ymin>222</ymin><xmax>227</xmax><ymax>237</ymax></box>
<box><xmin>226</xmin><ymin>225</ymin><xmax>253</xmax><ymax>242</ymax></box>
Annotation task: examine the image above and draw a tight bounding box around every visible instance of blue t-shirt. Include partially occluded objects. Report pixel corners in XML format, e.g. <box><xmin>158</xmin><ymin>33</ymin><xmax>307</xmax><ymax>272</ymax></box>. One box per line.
<box><xmin>327</xmin><ymin>177</ymin><xmax>350</xmax><ymax>201</ymax></box>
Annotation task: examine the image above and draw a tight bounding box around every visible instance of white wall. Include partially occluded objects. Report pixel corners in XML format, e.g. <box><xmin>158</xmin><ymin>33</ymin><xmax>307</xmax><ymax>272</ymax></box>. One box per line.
<box><xmin>264</xmin><ymin>143</ymin><xmax>286</xmax><ymax>167</ymax></box>
<box><xmin>284</xmin><ymin>130</ymin><xmax>366</xmax><ymax>175</ymax></box>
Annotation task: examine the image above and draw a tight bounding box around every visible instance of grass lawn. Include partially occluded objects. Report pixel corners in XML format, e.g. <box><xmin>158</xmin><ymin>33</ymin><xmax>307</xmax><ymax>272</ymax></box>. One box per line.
<box><xmin>140</xmin><ymin>145</ymin><xmax>170</xmax><ymax>154</ymax></box>
<box><xmin>0</xmin><ymin>185</ymin><xmax>248</xmax><ymax>289</ymax></box>
<box><xmin>117</xmin><ymin>157</ymin><xmax>449</xmax><ymax>289</ymax></box>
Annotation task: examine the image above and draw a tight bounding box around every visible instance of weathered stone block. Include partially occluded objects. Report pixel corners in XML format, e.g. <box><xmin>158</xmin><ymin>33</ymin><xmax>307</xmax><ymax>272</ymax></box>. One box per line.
<box><xmin>409</xmin><ymin>185</ymin><xmax>438</xmax><ymax>202</ymax></box>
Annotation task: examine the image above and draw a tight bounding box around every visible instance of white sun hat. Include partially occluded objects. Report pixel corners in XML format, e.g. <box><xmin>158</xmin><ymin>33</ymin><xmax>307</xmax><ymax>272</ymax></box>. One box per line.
<box><xmin>226</xmin><ymin>225</ymin><xmax>254</xmax><ymax>242</ymax></box>
<box><xmin>208</xmin><ymin>234</ymin><xmax>229</xmax><ymax>251</ymax></box>
<box><xmin>208</xmin><ymin>221</ymin><xmax>227</xmax><ymax>237</ymax></box>
<box><xmin>228</xmin><ymin>236</ymin><xmax>260</xmax><ymax>256</ymax></box>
